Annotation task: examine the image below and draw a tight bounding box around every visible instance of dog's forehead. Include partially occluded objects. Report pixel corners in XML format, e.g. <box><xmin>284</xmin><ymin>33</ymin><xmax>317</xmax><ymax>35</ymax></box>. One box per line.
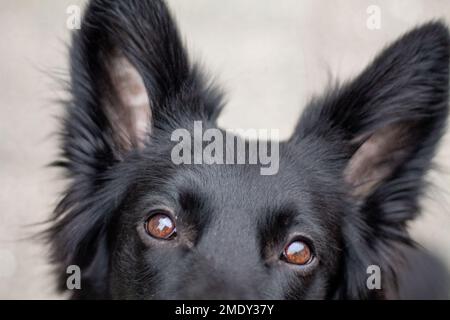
<box><xmin>172</xmin><ymin>159</ymin><xmax>311</xmax><ymax>212</ymax></box>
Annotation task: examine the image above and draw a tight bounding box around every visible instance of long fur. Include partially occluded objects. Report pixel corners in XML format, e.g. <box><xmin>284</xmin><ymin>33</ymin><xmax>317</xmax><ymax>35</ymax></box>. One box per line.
<box><xmin>47</xmin><ymin>0</ymin><xmax>450</xmax><ymax>299</ymax></box>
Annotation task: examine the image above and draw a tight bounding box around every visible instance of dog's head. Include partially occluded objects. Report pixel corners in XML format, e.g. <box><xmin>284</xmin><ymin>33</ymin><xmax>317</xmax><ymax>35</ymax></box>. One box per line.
<box><xmin>49</xmin><ymin>0</ymin><xmax>450</xmax><ymax>299</ymax></box>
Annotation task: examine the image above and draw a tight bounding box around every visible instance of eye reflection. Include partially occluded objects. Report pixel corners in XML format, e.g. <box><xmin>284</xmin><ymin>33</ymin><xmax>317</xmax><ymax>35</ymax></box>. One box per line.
<box><xmin>145</xmin><ymin>213</ymin><xmax>176</xmax><ymax>240</ymax></box>
<box><xmin>283</xmin><ymin>240</ymin><xmax>312</xmax><ymax>265</ymax></box>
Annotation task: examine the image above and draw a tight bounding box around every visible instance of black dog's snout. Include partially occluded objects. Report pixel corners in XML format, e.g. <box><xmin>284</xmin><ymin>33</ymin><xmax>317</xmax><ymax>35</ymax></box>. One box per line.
<box><xmin>170</xmin><ymin>256</ymin><xmax>262</xmax><ymax>300</ymax></box>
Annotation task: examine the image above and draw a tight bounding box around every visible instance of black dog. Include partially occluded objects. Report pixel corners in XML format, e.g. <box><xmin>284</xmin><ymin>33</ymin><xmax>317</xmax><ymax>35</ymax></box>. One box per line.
<box><xmin>48</xmin><ymin>0</ymin><xmax>450</xmax><ymax>299</ymax></box>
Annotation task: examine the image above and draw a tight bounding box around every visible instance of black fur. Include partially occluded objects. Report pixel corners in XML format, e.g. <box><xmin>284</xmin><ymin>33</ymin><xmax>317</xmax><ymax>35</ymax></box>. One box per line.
<box><xmin>48</xmin><ymin>0</ymin><xmax>450</xmax><ymax>299</ymax></box>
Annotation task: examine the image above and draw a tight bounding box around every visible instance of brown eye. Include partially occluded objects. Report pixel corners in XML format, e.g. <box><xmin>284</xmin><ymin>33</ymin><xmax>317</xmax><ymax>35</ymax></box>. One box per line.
<box><xmin>145</xmin><ymin>213</ymin><xmax>176</xmax><ymax>240</ymax></box>
<box><xmin>283</xmin><ymin>240</ymin><xmax>313</xmax><ymax>265</ymax></box>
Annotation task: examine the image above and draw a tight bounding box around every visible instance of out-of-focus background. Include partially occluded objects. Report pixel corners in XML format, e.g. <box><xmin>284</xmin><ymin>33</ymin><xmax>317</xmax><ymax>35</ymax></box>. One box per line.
<box><xmin>1</xmin><ymin>0</ymin><xmax>450</xmax><ymax>299</ymax></box>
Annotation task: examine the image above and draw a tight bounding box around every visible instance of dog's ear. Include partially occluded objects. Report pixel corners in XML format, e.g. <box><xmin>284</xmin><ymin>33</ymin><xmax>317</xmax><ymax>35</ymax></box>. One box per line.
<box><xmin>292</xmin><ymin>22</ymin><xmax>450</xmax><ymax>298</ymax></box>
<box><xmin>68</xmin><ymin>0</ymin><xmax>222</xmax><ymax>159</ymax></box>
<box><xmin>49</xmin><ymin>0</ymin><xmax>222</xmax><ymax>298</ymax></box>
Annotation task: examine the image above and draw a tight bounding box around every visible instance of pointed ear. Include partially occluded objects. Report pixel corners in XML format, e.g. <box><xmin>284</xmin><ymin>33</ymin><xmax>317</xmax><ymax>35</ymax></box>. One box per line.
<box><xmin>295</xmin><ymin>21</ymin><xmax>450</xmax><ymax>204</ymax></box>
<box><xmin>293</xmin><ymin>22</ymin><xmax>450</xmax><ymax>298</ymax></box>
<box><xmin>49</xmin><ymin>0</ymin><xmax>222</xmax><ymax>298</ymax></box>
<box><xmin>340</xmin><ymin>21</ymin><xmax>450</xmax><ymax>200</ymax></box>
<box><xmin>67</xmin><ymin>0</ymin><xmax>222</xmax><ymax>162</ymax></box>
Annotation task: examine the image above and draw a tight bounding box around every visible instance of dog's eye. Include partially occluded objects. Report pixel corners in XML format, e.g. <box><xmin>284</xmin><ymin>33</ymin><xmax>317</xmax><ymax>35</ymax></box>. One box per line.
<box><xmin>145</xmin><ymin>213</ymin><xmax>176</xmax><ymax>240</ymax></box>
<box><xmin>282</xmin><ymin>240</ymin><xmax>313</xmax><ymax>265</ymax></box>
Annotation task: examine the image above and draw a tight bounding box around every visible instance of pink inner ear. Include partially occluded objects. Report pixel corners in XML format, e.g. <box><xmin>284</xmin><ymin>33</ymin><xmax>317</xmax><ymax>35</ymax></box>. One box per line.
<box><xmin>344</xmin><ymin>123</ymin><xmax>415</xmax><ymax>198</ymax></box>
<box><xmin>108</xmin><ymin>55</ymin><xmax>151</xmax><ymax>151</ymax></box>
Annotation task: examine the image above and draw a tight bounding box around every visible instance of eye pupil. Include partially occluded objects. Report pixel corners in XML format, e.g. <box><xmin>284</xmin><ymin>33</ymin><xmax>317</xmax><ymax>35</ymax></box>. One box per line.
<box><xmin>283</xmin><ymin>240</ymin><xmax>312</xmax><ymax>265</ymax></box>
<box><xmin>145</xmin><ymin>213</ymin><xmax>176</xmax><ymax>239</ymax></box>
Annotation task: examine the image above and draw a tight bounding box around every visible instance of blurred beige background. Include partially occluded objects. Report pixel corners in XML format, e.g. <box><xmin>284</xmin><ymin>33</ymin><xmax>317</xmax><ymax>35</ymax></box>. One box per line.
<box><xmin>1</xmin><ymin>0</ymin><xmax>450</xmax><ymax>299</ymax></box>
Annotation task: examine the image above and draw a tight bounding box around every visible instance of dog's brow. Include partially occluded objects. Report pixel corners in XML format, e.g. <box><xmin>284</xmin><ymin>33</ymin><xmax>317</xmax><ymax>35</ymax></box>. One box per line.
<box><xmin>258</xmin><ymin>206</ymin><xmax>297</xmax><ymax>248</ymax></box>
<box><xmin>177</xmin><ymin>190</ymin><xmax>211</xmax><ymax>231</ymax></box>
